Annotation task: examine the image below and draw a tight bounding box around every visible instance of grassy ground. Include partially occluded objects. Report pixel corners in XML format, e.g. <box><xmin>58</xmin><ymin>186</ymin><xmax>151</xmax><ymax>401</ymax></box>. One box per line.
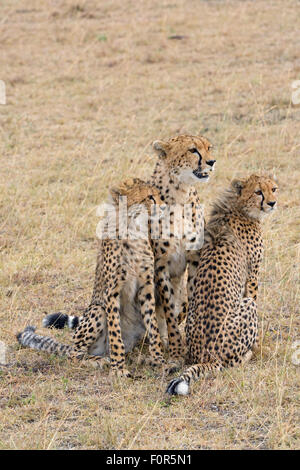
<box><xmin>0</xmin><ymin>0</ymin><xmax>299</xmax><ymax>450</ymax></box>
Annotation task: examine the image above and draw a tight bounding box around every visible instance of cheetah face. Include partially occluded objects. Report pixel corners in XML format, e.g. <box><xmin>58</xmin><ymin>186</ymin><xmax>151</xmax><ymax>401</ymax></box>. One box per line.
<box><xmin>110</xmin><ymin>178</ymin><xmax>163</xmax><ymax>211</ymax></box>
<box><xmin>153</xmin><ymin>135</ymin><xmax>216</xmax><ymax>185</ymax></box>
<box><xmin>110</xmin><ymin>179</ymin><xmax>165</xmax><ymax>236</ymax></box>
<box><xmin>232</xmin><ymin>175</ymin><xmax>278</xmax><ymax>220</ymax></box>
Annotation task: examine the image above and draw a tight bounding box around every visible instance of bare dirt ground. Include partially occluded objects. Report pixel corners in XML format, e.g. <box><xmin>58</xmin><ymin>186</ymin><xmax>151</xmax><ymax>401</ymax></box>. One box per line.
<box><xmin>0</xmin><ymin>0</ymin><xmax>299</xmax><ymax>450</ymax></box>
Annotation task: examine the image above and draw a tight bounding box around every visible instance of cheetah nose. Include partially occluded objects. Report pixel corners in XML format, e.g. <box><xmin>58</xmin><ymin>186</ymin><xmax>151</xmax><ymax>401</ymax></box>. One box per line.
<box><xmin>206</xmin><ymin>160</ymin><xmax>216</xmax><ymax>167</ymax></box>
<box><xmin>267</xmin><ymin>201</ymin><xmax>276</xmax><ymax>207</ymax></box>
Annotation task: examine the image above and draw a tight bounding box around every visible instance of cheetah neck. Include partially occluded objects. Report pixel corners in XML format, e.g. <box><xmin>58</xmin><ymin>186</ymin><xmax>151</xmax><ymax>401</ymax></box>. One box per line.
<box><xmin>207</xmin><ymin>187</ymin><xmax>261</xmax><ymax>236</ymax></box>
<box><xmin>98</xmin><ymin>194</ymin><xmax>151</xmax><ymax>241</ymax></box>
<box><xmin>150</xmin><ymin>161</ymin><xmax>194</xmax><ymax>205</ymax></box>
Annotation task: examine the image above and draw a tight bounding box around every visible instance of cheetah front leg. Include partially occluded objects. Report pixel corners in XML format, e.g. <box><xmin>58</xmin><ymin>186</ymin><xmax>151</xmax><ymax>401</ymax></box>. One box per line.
<box><xmin>172</xmin><ymin>270</ymin><xmax>189</xmax><ymax>326</ymax></box>
<box><xmin>105</xmin><ymin>287</ymin><xmax>132</xmax><ymax>379</ymax></box>
<box><xmin>238</xmin><ymin>297</ymin><xmax>259</xmax><ymax>355</ymax></box>
<box><xmin>244</xmin><ymin>276</ymin><xmax>259</xmax><ymax>353</ymax></box>
<box><xmin>155</xmin><ymin>264</ymin><xmax>185</xmax><ymax>368</ymax></box>
<box><xmin>137</xmin><ymin>280</ymin><xmax>165</xmax><ymax>368</ymax></box>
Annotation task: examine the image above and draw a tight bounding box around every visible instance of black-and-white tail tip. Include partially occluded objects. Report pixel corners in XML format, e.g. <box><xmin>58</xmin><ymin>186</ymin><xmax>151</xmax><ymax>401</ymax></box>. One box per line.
<box><xmin>42</xmin><ymin>313</ymin><xmax>79</xmax><ymax>330</ymax></box>
<box><xmin>166</xmin><ymin>378</ymin><xmax>190</xmax><ymax>396</ymax></box>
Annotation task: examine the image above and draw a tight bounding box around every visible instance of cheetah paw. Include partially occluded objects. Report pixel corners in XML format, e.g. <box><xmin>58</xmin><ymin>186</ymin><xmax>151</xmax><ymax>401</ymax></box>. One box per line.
<box><xmin>109</xmin><ymin>368</ymin><xmax>132</xmax><ymax>380</ymax></box>
<box><xmin>144</xmin><ymin>356</ymin><xmax>166</xmax><ymax>369</ymax></box>
<box><xmin>89</xmin><ymin>357</ymin><xmax>110</xmax><ymax>370</ymax></box>
<box><xmin>166</xmin><ymin>378</ymin><xmax>189</xmax><ymax>396</ymax></box>
<box><xmin>165</xmin><ymin>357</ymin><xmax>184</xmax><ymax>375</ymax></box>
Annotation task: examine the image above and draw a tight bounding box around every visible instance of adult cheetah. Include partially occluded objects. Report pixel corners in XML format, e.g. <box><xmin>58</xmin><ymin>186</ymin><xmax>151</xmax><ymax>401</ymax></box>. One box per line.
<box><xmin>44</xmin><ymin>135</ymin><xmax>217</xmax><ymax>364</ymax></box>
<box><xmin>17</xmin><ymin>179</ymin><xmax>166</xmax><ymax>377</ymax></box>
<box><xmin>167</xmin><ymin>174</ymin><xmax>278</xmax><ymax>395</ymax></box>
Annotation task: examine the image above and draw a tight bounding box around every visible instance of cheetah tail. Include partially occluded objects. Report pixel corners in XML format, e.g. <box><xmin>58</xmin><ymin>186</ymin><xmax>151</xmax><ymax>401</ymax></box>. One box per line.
<box><xmin>42</xmin><ymin>312</ymin><xmax>80</xmax><ymax>330</ymax></box>
<box><xmin>17</xmin><ymin>325</ymin><xmax>72</xmax><ymax>357</ymax></box>
<box><xmin>166</xmin><ymin>361</ymin><xmax>223</xmax><ymax>396</ymax></box>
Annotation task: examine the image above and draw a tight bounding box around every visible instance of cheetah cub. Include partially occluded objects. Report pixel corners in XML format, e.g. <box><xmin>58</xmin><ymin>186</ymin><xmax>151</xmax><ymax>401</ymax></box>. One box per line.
<box><xmin>167</xmin><ymin>174</ymin><xmax>278</xmax><ymax>395</ymax></box>
<box><xmin>17</xmin><ymin>178</ymin><xmax>166</xmax><ymax>378</ymax></box>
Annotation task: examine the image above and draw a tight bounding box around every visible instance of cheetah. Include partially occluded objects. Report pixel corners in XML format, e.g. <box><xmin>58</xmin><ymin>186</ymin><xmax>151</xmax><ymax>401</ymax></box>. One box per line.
<box><xmin>149</xmin><ymin>134</ymin><xmax>216</xmax><ymax>360</ymax></box>
<box><xmin>166</xmin><ymin>174</ymin><xmax>278</xmax><ymax>395</ymax></box>
<box><xmin>43</xmin><ymin>135</ymin><xmax>217</xmax><ymax>365</ymax></box>
<box><xmin>17</xmin><ymin>178</ymin><xmax>166</xmax><ymax>377</ymax></box>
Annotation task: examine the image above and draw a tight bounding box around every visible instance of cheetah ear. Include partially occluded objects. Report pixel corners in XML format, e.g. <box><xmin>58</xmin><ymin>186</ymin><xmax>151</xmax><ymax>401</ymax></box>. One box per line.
<box><xmin>231</xmin><ymin>179</ymin><xmax>244</xmax><ymax>196</ymax></box>
<box><xmin>110</xmin><ymin>186</ymin><xmax>125</xmax><ymax>205</ymax></box>
<box><xmin>270</xmin><ymin>173</ymin><xmax>277</xmax><ymax>183</ymax></box>
<box><xmin>152</xmin><ymin>140</ymin><xmax>169</xmax><ymax>158</ymax></box>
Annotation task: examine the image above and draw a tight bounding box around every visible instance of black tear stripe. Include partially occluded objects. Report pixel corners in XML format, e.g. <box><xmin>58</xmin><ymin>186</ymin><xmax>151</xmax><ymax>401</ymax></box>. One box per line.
<box><xmin>260</xmin><ymin>192</ymin><xmax>264</xmax><ymax>210</ymax></box>
<box><xmin>196</xmin><ymin>149</ymin><xmax>202</xmax><ymax>164</ymax></box>
<box><xmin>189</xmin><ymin>148</ymin><xmax>202</xmax><ymax>164</ymax></box>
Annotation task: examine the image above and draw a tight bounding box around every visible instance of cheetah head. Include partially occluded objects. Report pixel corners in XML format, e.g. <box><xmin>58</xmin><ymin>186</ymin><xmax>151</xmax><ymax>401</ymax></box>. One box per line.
<box><xmin>110</xmin><ymin>178</ymin><xmax>163</xmax><ymax>212</ymax></box>
<box><xmin>152</xmin><ymin>134</ymin><xmax>216</xmax><ymax>185</ymax></box>
<box><xmin>232</xmin><ymin>174</ymin><xmax>278</xmax><ymax>220</ymax></box>
<box><xmin>110</xmin><ymin>178</ymin><xmax>165</xmax><ymax>232</ymax></box>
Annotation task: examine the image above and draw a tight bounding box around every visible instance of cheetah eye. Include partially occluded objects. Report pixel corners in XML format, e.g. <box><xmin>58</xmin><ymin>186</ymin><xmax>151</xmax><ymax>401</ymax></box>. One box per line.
<box><xmin>149</xmin><ymin>195</ymin><xmax>156</xmax><ymax>203</ymax></box>
<box><xmin>189</xmin><ymin>148</ymin><xmax>202</xmax><ymax>160</ymax></box>
<box><xmin>255</xmin><ymin>190</ymin><xmax>263</xmax><ymax>196</ymax></box>
<box><xmin>272</xmin><ymin>187</ymin><xmax>277</xmax><ymax>193</ymax></box>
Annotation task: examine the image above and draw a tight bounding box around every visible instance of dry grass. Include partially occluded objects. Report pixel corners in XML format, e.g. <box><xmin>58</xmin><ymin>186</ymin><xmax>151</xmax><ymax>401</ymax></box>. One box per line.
<box><xmin>0</xmin><ymin>0</ymin><xmax>300</xmax><ymax>450</ymax></box>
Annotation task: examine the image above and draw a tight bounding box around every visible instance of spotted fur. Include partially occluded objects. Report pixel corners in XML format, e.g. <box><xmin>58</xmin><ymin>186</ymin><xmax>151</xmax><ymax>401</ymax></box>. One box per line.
<box><xmin>167</xmin><ymin>175</ymin><xmax>278</xmax><ymax>395</ymax></box>
<box><xmin>17</xmin><ymin>179</ymin><xmax>166</xmax><ymax>377</ymax></box>
<box><xmin>148</xmin><ymin>134</ymin><xmax>216</xmax><ymax>362</ymax></box>
<box><xmin>43</xmin><ymin>135</ymin><xmax>216</xmax><ymax>368</ymax></box>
